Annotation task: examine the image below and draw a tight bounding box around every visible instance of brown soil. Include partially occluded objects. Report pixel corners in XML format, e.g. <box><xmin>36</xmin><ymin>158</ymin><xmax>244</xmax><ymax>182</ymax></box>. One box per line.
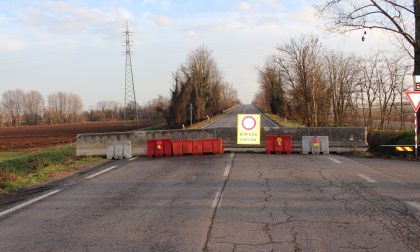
<box><xmin>0</xmin><ymin>120</ymin><xmax>162</xmax><ymax>151</ymax></box>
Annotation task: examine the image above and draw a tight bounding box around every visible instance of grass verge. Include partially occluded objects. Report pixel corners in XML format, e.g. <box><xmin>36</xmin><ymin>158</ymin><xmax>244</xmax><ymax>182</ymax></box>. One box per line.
<box><xmin>0</xmin><ymin>152</ymin><xmax>27</xmax><ymax>162</ymax></box>
<box><xmin>265</xmin><ymin>114</ymin><xmax>305</xmax><ymax>127</ymax></box>
<box><xmin>188</xmin><ymin>104</ymin><xmax>240</xmax><ymax>129</ymax></box>
<box><xmin>367</xmin><ymin>130</ymin><xmax>417</xmax><ymax>159</ymax></box>
<box><xmin>0</xmin><ymin>145</ymin><xmax>104</xmax><ymax>193</ymax></box>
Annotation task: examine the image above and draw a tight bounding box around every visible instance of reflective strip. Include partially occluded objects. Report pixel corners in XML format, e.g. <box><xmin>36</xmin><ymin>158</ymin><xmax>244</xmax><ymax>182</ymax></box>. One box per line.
<box><xmin>395</xmin><ymin>146</ymin><xmax>414</xmax><ymax>152</ymax></box>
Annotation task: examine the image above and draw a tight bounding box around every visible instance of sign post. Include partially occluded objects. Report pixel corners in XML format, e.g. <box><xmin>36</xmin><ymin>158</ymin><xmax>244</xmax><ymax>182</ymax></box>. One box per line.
<box><xmin>237</xmin><ymin>114</ymin><xmax>261</xmax><ymax>145</ymax></box>
<box><xmin>406</xmin><ymin>91</ymin><xmax>420</xmax><ymax>158</ymax></box>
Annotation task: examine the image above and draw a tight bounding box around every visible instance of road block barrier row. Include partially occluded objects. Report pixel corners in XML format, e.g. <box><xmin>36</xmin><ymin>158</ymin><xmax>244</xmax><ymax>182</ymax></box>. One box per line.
<box><xmin>147</xmin><ymin>138</ymin><xmax>224</xmax><ymax>158</ymax></box>
<box><xmin>265</xmin><ymin>136</ymin><xmax>292</xmax><ymax>154</ymax></box>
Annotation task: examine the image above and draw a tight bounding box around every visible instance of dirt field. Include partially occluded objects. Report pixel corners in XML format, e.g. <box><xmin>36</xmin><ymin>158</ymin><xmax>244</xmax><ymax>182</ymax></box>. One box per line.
<box><xmin>0</xmin><ymin>120</ymin><xmax>163</xmax><ymax>151</ymax></box>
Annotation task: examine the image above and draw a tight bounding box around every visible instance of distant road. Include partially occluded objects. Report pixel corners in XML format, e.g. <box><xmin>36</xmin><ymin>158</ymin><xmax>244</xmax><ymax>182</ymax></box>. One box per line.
<box><xmin>203</xmin><ymin>104</ymin><xmax>279</xmax><ymax>128</ymax></box>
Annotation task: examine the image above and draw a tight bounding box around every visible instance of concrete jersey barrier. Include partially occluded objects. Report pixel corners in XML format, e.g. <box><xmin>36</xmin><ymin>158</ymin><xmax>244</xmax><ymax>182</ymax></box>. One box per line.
<box><xmin>76</xmin><ymin>127</ymin><xmax>367</xmax><ymax>156</ymax></box>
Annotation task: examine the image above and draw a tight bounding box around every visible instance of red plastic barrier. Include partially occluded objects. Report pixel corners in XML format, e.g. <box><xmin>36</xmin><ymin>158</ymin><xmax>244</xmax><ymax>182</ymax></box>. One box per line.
<box><xmin>213</xmin><ymin>138</ymin><xmax>224</xmax><ymax>154</ymax></box>
<box><xmin>172</xmin><ymin>140</ymin><xmax>183</xmax><ymax>156</ymax></box>
<box><xmin>282</xmin><ymin>136</ymin><xmax>292</xmax><ymax>154</ymax></box>
<box><xmin>265</xmin><ymin>136</ymin><xmax>276</xmax><ymax>154</ymax></box>
<box><xmin>162</xmin><ymin>138</ymin><xmax>172</xmax><ymax>157</ymax></box>
<box><xmin>182</xmin><ymin>140</ymin><xmax>194</xmax><ymax>155</ymax></box>
<box><xmin>202</xmin><ymin>139</ymin><xmax>214</xmax><ymax>154</ymax></box>
<box><xmin>147</xmin><ymin>139</ymin><xmax>173</xmax><ymax>158</ymax></box>
<box><xmin>265</xmin><ymin>135</ymin><xmax>292</xmax><ymax>154</ymax></box>
<box><xmin>193</xmin><ymin>140</ymin><xmax>203</xmax><ymax>155</ymax></box>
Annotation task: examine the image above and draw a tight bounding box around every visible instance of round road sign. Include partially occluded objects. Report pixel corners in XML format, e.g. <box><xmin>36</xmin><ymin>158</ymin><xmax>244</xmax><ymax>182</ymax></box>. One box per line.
<box><xmin>242</xmin><ymin>116</ymin><xmax>256</xmax><ymax>130</ymax></box>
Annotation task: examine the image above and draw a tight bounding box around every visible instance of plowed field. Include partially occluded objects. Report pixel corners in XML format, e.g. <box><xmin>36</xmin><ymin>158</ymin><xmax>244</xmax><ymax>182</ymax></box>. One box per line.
<box><xmin>0</xmin><ymin>120</ymin><xmax>162</xmax><ymax>151</ymax></box>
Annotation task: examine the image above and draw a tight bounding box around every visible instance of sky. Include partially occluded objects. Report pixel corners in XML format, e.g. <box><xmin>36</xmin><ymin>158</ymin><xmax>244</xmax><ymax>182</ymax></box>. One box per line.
<box><xmin>0</xmin><ymin>0</ymin><xmax>398</xmax><ymax>109</ymax></box>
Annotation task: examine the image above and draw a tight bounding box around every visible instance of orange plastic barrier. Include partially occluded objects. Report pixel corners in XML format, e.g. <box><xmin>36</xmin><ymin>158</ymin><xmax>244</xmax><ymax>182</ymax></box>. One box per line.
<box><xmin>265</xmin><ymin>135</ymin><xmax>292</xmax><ymax>154</ymax></box>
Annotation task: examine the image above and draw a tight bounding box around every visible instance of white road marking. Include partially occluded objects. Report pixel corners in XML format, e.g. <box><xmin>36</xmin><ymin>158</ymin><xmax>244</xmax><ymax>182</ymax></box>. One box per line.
<box><xmin>357</xmin><ymin>174</ymin><xmax>377</xmax><ymax>183</ymax></box>
<box><xmin>219</xmin><ymin>193</ymin><xmax>224</xmax><ymax>208</ymax></box>
<box><xmin>86</xmin><ymin>166</ymin><xmax>118</xmax><ymax>179</ymax></box>
<box><xmin>224</xmin><ymin>164</ymin><xmax>232</xmax><ymax>177</ymax></box>
<box><xmin>406</xmin><ymin>201</ymin><xmax>420</xmax><ymax>211</ymax></box>
<box><xmin>0</xmin><ymin>189</ymin><xmax>61</xmax><ymax>218</ymax></box>
<box><xmin>129</xmin><ymin>157</ymin><xmax>138</xmax><ymax>161</ymax></box>
<box><xmin>328</xmin><ymin>157</ymin><xmax>342</xmax><ymax>164</ymax></box>
<box><xmin>230</xmin><ymin>153</ymin><xmax>235</xmax><ymax>158</ymax></box>
<box><xmin>212</xmin><ymin>191</ymin><xmax>221</xmax><ymax>208</ymax></box>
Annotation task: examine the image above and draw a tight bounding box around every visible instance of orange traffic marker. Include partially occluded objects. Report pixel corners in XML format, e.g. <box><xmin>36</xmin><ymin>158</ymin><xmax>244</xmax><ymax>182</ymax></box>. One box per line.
<box><xmin>276</xmin><ymin>137</ymin><xmax>282</xmax><ymax>146</ymax></box>
<box><xmin>313</xmin><ymin>136</ymin><xmax>320</xmax><ymax>148</ymax></box>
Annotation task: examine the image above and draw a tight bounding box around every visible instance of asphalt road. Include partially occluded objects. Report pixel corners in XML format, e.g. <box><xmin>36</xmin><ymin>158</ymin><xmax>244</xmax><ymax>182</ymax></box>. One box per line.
<box><xmin>204</xmin><ymin>104</ymin><xmax>279</xmax><ymax>128</ymax></box>
<box><xmin>1</xmin><ymin>154</ymin><xmax>420</xmax><ymax>251</ymax></box>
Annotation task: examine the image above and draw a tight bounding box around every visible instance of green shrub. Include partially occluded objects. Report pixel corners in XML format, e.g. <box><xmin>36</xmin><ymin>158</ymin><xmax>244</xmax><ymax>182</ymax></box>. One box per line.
<box><xmin>368</xmin><ymin>130</ymin><xmax>414</xmax><ymax>157</ymax></box>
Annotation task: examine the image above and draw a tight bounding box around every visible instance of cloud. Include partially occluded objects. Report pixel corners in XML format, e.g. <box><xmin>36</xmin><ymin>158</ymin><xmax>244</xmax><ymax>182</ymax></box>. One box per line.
<box><xmin>17</xmin><ymin>2</ymin><xmax>134</xmax><ymax>40</ymax></box>
<box><xmin>149</xmin><ymin>15</ymin><xmax>174</xmax><ymax>26</ymax></box>
<box><xmin>141</xmin><ymin>0</ymin><xmax>171</xmax><ymax>9</ymax></box>
<box><xmin>0</xmin><ymin>36</ymin><xmax>26</xmax><ymax>52</ymax></box>
<box><xmin>239</xmin><ymin>2</ymin><xmax>252</xmax><ymax>11</ymax></box>
<box><xmin>291</xmin><ymin>6</ymin><xmax>318</xmax><ymax>25</ymax></box>
<box><xmin>263</xmin><ymin>0</ymin><xmax>283</xmax><ymax>11</ymax></box>
<box><xmin>187</xmin><ymin>31</ymin><xmax>198</xmax><ymax>39</ymax></box>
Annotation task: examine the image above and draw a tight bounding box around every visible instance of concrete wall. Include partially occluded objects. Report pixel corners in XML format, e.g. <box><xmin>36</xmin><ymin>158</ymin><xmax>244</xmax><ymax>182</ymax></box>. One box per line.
<box><xmin>76</xmin><ymin>127</ymin><xmax>367</xmax><ymax>156</ymax></box>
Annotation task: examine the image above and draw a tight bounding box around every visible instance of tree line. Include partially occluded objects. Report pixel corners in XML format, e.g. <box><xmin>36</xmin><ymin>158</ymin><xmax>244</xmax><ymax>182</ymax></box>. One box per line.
<box><xmin>0</xmin><ymin>89</ymin><xmax>170</xmax><ymax>127</ymax></box>
<box><xmin>254</xmin><ymin>35</ymin><xmax>411</xmax><ymax>130</ymax></box>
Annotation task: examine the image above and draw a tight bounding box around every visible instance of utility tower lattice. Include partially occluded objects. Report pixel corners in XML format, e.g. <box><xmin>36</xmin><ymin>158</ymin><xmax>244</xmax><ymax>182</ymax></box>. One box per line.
<box><xmin>123</xmin><ymin>22</ymin><xmax>139</xmax><ymax>122</ymax></box>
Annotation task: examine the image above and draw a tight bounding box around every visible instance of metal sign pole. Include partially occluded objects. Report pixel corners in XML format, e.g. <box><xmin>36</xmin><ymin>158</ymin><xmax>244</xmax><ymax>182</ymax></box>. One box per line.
<box><xmin>416</xmin><ymin>112</ymin><xmax>418</xmax><ymax>158</ymax></box>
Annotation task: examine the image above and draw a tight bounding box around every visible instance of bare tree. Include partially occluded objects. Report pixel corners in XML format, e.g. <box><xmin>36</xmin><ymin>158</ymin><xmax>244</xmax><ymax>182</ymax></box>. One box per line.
<box><xmin>168</xmin><ymin>46</ymin><xmax>234</xmax><ymax>127</ymax></box>
<box><xmin>377</xmin><ymin>55</ymin><xmax>409</xmax><ymax>129</ymax></box>
<box><xmin>316</xmin><ymin>0</ymin><xmax>414</xmax><ymax>58</ymax></box>
<box><xmin>276</xmin><ymin>35</ymin><xmax>331</xmax><ymax>126</ymax></box>
<box><xmin>257</xmin><ymin>56</ymin><xmax>286</xmax><ymax>116</ymax></box>
<box><xmin>220</xmin><ymin>83</ymin><xmax>239</xmax><ymax>110</ymax></box>
<box><xmin>22</xmin><ymin>90</ymin><xmax>44</xmax><ymax>125</ymax></box>
<box><xmin>47</xmin><ymin>92</ymin><xmax>83</xmax><ymax>124</ymax></box>
<box><xmin>1</xmin><ymin>89</ymin><xmax>25</xmax><ymax>126</ymax></box>
<box><xmin>324</xmin><ymin>52</ymin><xmax>360</xmax><ymax>126</ymax></box>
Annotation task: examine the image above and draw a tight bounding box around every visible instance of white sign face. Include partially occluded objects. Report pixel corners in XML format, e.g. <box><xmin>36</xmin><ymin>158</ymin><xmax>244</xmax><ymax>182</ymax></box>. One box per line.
<box><xmin>406</xmin><ymin>91</ymin><xmax>420</xmax><ymax>112</ymax></box>
<box><xmin>237</xmin><ymin>114</ymin><xmax>261</xmax><ymax>145</ymax></box>
<box><xmin>415</xmin><ymin>75</ymin><xmax>420</xmax><ymax>83</ymax></box>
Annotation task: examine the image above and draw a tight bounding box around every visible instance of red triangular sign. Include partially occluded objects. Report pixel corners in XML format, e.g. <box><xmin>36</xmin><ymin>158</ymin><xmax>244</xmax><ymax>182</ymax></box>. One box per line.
<box><xmin>406</xmin><ymin>91</ymin><xmax>420</xmax><ymax>112</ymax></box>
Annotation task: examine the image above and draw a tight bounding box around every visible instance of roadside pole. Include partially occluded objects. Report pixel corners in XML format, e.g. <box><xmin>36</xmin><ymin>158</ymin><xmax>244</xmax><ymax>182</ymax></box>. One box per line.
<box><xmin>415</xmin><ymin>0</ymin><xmax>420</xmax><ymax>157</ymax></box>
<box><xmin>416</xmin><ymin>112</ymin><xmax>418</xmax><ymax>157</ymax></box>
<box><xmin>406</xmin><ymin>91</ymin><xmax>420</xmax><ymax>158</ymax></box>
<box><xmin>190</xmin><ymin>103</ymin><xmax>193</xmax><ymax>127</ymax></box>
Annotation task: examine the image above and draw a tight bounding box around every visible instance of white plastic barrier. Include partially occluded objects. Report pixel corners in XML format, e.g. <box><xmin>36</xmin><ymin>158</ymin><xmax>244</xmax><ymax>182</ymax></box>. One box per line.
<box><xmin>106</xmin><ymin>141</ymin><xmax>132</xmax><ymax>159</ymax></box>
<box><xmin>302</xmin><ymin>136</ymin><xmax>329</xmax><ymax>155</ymax></box>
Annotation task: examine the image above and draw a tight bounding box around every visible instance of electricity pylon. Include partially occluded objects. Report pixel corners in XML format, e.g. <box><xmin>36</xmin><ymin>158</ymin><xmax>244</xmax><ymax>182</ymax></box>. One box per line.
<box><xmin>123</xmin><ymin>21</ymin><xmax>139</xmax><ymax>123</ymax></box>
